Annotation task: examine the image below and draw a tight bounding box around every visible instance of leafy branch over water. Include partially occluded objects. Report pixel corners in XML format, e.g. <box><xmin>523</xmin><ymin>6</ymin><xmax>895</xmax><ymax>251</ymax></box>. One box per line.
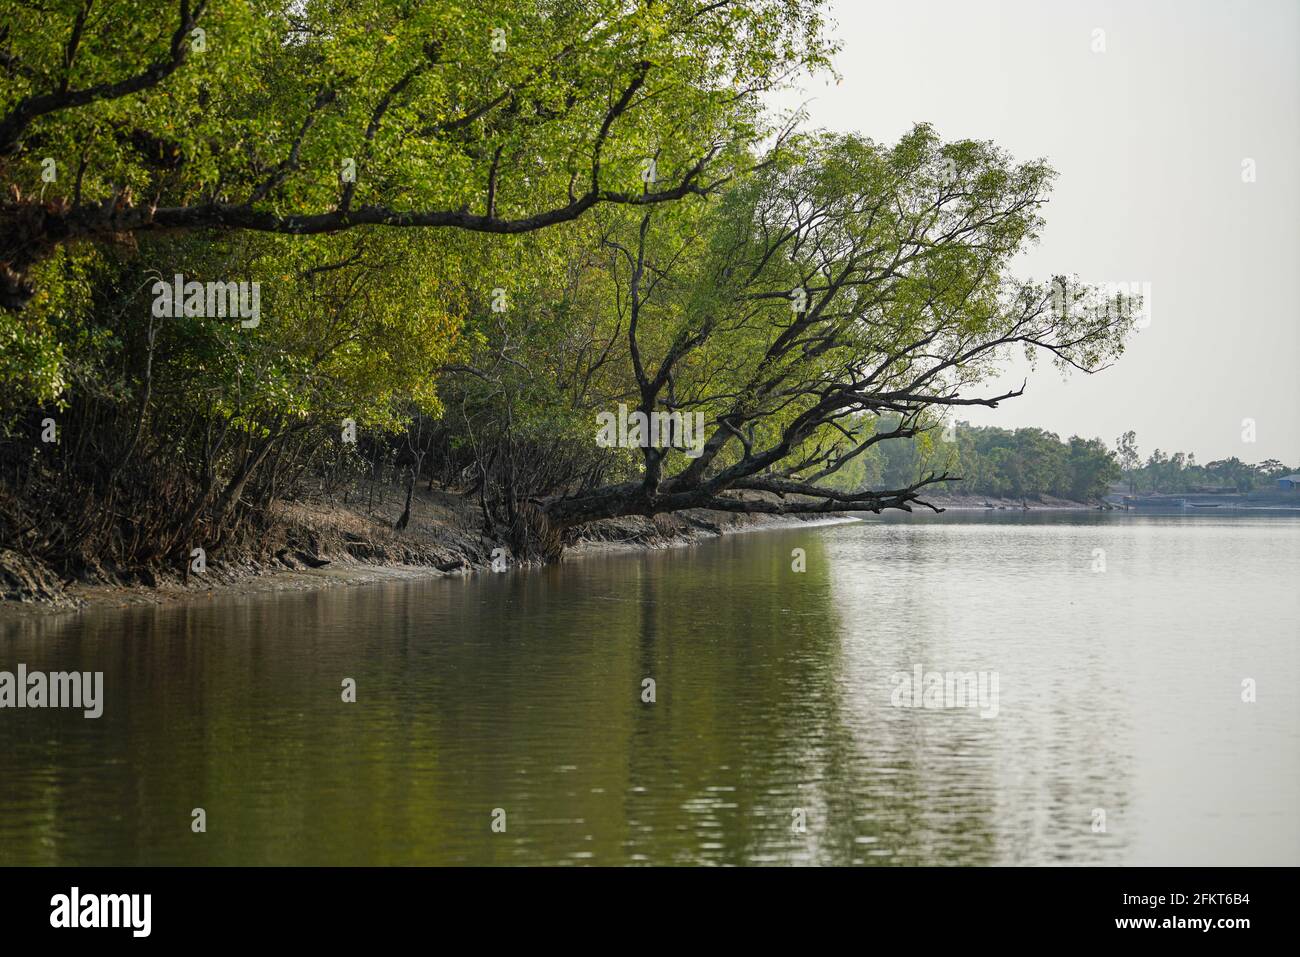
<box><xmin>1</xmin><ymin>1</ymin><xmax>1139</xmax><ymax>580</ymax></box>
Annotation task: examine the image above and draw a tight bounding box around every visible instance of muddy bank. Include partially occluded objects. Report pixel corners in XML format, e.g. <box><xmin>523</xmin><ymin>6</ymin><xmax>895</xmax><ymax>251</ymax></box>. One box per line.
<box><xmin>0</xmin><ymin>485</ymin><xmax>857</xmax><ymax>614</ymax></box>
<box><xmin>4</xmin><ymin>481</ymin><xmax>1097</xmax><ymax>614</ymax></box>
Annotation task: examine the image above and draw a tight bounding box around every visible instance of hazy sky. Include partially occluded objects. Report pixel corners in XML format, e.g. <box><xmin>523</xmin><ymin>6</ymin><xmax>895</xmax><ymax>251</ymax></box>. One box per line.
<box><xmin>771</xmin><ymin>0</ymin><xmax>1299</xmax><ymax>464</ymax></box>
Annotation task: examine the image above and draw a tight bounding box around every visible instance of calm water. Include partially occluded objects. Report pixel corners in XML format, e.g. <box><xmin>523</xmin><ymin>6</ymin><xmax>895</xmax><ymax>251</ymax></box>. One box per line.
<box><xmin>1</xmin><ymin>512</ymin><xmax>1297</xmax><ymax>866</ymax></box>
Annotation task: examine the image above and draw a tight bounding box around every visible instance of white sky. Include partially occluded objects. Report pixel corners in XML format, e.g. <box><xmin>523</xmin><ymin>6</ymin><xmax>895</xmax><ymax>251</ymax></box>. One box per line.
<box><xmin>770</xmin><ymin>0</ymin><xmax>1299</xmax><ymax>464</ymax></box>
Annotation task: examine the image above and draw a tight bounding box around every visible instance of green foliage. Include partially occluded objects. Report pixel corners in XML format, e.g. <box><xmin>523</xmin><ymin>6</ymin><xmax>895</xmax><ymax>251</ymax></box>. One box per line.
<box><xmin>1126</xmin><ymin>443</ymin><xmax>1293</xmax><ymax>494</ymax></box>
<box><xmin>829</xmin><ymin>420</ymin><xmax>1121</xmax><ymax>502</ymax></box>
<box><xmin>2</xmin><ymin>0</ymin><xmax>832</xmax><ymax>206</ymax></box>
<box><xmin>548</xmin><ymin>129</ymin><xmax>1127</xmax><ymax>507</ymax></box>
<box><xmin>0</xmin><ymin>247</ymin><xmax>98</xmax><ymax>407</ymax></box>
<box><xmin>2</xmin><ymin>0</ymin><xmax>834</xmax><ymax>402</ymax></box>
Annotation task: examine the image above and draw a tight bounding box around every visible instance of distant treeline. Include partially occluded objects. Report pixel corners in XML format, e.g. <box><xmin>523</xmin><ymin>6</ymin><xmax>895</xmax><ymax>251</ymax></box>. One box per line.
<box><xmin>1117</xmin><ymin>445</ymin><xmax>1296</xmax><ymax>494</ymax></box>
<box><xmin>832</xmin><ymin>421</ymin><xmax>1118</xmax><ymax>501</ymax></box>
<box><xmin>834</xmin><ymin>423</ymin><xmax>1297</xmax><ymax>501</ymax></box>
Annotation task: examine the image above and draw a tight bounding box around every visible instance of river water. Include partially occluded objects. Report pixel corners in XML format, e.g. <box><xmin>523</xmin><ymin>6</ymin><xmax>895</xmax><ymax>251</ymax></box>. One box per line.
<box><xmin>1</xmin><ymin>512</ymin><xmax>1297</xmax><ymax>865</ymax></box>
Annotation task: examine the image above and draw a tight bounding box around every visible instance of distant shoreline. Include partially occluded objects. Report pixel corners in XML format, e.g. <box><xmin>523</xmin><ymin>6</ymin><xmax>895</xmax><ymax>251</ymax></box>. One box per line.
<box><xmin>922</xmin><ymin>492</ymin><xmax>1097</xmax><ymax>511</ymax></box>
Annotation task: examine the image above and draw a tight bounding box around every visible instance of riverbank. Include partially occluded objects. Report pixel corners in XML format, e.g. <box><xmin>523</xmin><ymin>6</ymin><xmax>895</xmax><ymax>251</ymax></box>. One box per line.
<box><xmin>0</xmin><ymin>478</ymin><xmax>1106</xmax><ymax>615</ymax></box>
<box><xmin>0</xmin><ymin>484</ymin><xmax>857</xmax><ymax>615</ymax></box>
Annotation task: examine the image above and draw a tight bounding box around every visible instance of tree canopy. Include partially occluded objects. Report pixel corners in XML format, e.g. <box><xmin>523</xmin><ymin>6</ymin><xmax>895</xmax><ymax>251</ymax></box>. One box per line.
<box><xmin>1</xmin><ymin>0</ymin><xmax>834</xmax><ymax>308</ymax></box>
<box><xmin>445</xmin><ymin>127</ymin><xmax>1134</xmax><ymax>543</ymax></box>
<box><xmin>1</xmin><ymin>2</ymin><xmax>1143</xmax><ymax>575</ymax></box>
